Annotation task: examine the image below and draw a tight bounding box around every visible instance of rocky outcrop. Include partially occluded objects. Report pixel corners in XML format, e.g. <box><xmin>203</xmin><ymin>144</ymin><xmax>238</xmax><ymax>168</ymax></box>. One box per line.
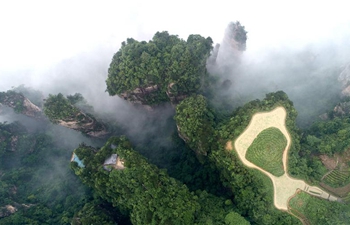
<box><xmin>216</xmin><ymin>21</ymin><xmax>247</xmax><ymax>70</ymax></box>
<box><xmin>333</xmin><ymin>102</ymin><xmax>350</xmax><ymax>117</ymax></box>
<box><xmin>57</xmin><ymin>112</ymin><xmax>109</xmax><ymax>138</ymax></box>
<box><xmin>0</xmin><ymin>91</ymin><xmax>43</xmax><ymax>119</ymax></box>
<box><xmin>44</xmin><ymin>93</ymin><xmax>110</xmax><ymax>138</ymax></box>
<box><xmin>166</xmin><ymin>83</ymin><xmax>187</xmax><ymax>105</ymax></box>
<box><xmin>120</xmin><ymin>83</ymin><xmax>188</xmax><ymax>107</ymax></box>
<box><xmin>338</xmin><ymin>63</ymin><xmax>350</xmax><ymax>96</ymax></box>
<box><xmin>120</xmin><ymin>85</ymin><xmax>160</xmax><ymax>105</ymax></box>
<box><xmin>0</xmin><ymin>205</ymin><xmax>17</xmax><ymax>218</ymax></box>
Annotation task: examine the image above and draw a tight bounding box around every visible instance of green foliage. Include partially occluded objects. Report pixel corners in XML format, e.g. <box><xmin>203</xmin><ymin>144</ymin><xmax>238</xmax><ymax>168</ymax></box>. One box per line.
<box><xmin>289</xmin><ymin>191</ymin><xmax>350</xmax><ymax>224</ymax></box>
<box><xmin>229</xmin><ymin>21</ymin><xmax>247</xmax><ymax>51</ymax></box>
<box><xmin>246</xmin><ymin>127</ymin><xmax>286</xmax><ymax>177</ymax></box>
<box><xmin>323</xmin><ymin>170</ymin><xmax>350</xmax><ymax>188</ymax></box>
<box><xmin>225</xmin><ymin>212</ymin><xmax>250</xmax><ymax>225</ymax></box>
<box><xmin>106</xmin><ymin>31</ymin><xmax>213</xmax><ymax>104</ymax></box>
<box><xmin>43</xmin><ymin>93</ymin><xmax>79</xmax><ymax>123</ymax></box>
<box><xmin>304</xmin><ymin>117</ymin><xmax>350</xmax><ymax>155</ymax></box>
<box><xmin>71</xmin><ymin>200</ymin><xmax>125</xmax><ymax>225</ymax></box>
<box><xmin>0</xmin><ymin>121</ymin><xmax>90</xmax><ymax>224</ymax></box>
<box><xmin>72</xmin><ymin>137</ymin><xmax>249</xmax><ymax>225</ymax></box>
<box><xmin>12</xmin><ymin>85</ymin><xmax>44</xmax><ymax>107</ymax></box>
<box><xmin>0</xmin><ymin>90</ymin><xmax>25</xmax><ymax>113</ymax></box>
<box><xmin>212</xmin><ymin>91</ymin><xmax>303</xmax><ymax>224</ymax></box>
<box><xmin>67</xmin><ymin>93</ymin><xmax>94</xmax><ymax>114</ymax></box>
<box><xmin>175</xmin><ymin>95</ymin><xmax>215</xmax><ymax>157</ymax></box>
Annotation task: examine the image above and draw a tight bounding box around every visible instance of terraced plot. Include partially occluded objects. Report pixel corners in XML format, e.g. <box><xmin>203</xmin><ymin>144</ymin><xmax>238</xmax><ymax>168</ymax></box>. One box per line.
<box><xmin>323</xmin><ymin>170</ymin><xmax>350</xmax><ymax>188</ymax></box>
<box><xmin>246</xmin><ymin>127</ymin><xmax>286</xmax><ymax>177</ymax></box>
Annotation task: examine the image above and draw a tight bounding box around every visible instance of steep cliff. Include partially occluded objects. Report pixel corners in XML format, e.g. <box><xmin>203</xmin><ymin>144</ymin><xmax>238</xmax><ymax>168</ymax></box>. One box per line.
<box><xmin>106</xmin><ymin>32</ymin><xmax>213</xmax><ymax>107</ymax></box>
<box><xmin>0</xmin><ymin>91</ymin><xmax>43</xmax><ymax>119</ymax></box>
<box><xmin>338</xmin><ymin>63</ymin><xmax>350</xmax><ymax>96</ymax></box>
<box><xmin>174</xmin><ymin>95</ymin><xmax>215</xmax><ymax>159</ymax></box>
<box><xmin>43</xmin><ymin>93</ymin><xmax>109</xmax><ymax>138</ymax></box>
<box><xmin>215</xmin><ymin>21</ymin><xmax>247</xmax><ymax>70</ymax></box>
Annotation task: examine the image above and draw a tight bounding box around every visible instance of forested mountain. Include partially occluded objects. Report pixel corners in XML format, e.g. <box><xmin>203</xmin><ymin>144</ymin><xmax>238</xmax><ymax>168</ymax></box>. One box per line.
<box><xmin>1</xmin><ymin>22</ymin><xmax>350</xmax><ymax>225</ymax></box>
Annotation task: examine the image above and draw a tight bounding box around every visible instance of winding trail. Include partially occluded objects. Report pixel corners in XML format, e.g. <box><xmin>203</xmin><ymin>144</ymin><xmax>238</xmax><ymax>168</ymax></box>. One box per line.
<box><xmin>226</xmin><ymin>107</ymin><xmax>339</xmax><ymax>211</ymax></box>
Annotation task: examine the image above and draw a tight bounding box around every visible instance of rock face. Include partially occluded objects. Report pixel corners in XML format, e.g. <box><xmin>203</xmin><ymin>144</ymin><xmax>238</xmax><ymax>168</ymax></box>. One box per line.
<box><xmin>120</xmin><ymin>83</ymin><xmax>188</xmax><ymax>107</ymax></box>
<box><xmin>0</xmin><ymin>91</ymin><xmax>43</xmax><ymax>119</ymax></box>
<box><xmin>120</xmin><ymin>84</ymin><xmax>161</xmax><ymax>105</ymax></box>
<box><xmin>0</xmin><ymin>205</ymin><xmax>17</xmax><ymax>218</ymax></box>
<box><xmin>166</xmin><ymin>83</ymin><xmax>187</xmax><ymax>105</ymax></box>
<box><xmin>44</xmin><ymin>93</ymin><xmax>110</xmax><ymax>138</ymax></box>
<box><xmin>338</xmin><ymin>63</ymin><xmax>350</xmax><ymax>96</ymax></box>
<box><xmin>56</xmin><ymin>111</ymin><xmax>109</xmax><ymax>138</ymax></box>
<box><xmin>333</xmin><ymin>102</ymin><xmax>350</xmax><ymax>117</ymax></box>
<box><xmin>215</xmin><ymin>21</ymin><xmax>247</xmax><ymax>70</ymax></box>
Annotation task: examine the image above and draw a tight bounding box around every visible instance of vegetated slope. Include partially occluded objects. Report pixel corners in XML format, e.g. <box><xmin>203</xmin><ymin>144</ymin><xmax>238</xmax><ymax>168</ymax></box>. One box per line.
<box><xmin>0</xmin><ymin>121</ymin><xmax>88</xmax><ymax>224</ymax></box>
<box><xmin>106</xmin><ymin>31</ymin><xmax>213</xmax><ymax>105</ymax></box>
<box><xmin>214</xmin><ymin>91</ymin><xmax>305</xmax><ymax>224</ymax></box>
<box><xmin>298</xmin><ymin>97</ymin><xmax>350</xmax><ymax>195</ymax></box>
<box><xmin>174</xmin><ymin>95</ymin><xmax>215</xmax><ymax>158</ymax></box>
<box><xmin>245</xmin><ymin>127</ymin><xmax>286</xmax><ymax>177</ymax></box>
<box><xmin>71</xmin><ymin>137</ymin><xmax>249</xmax><ymax>225</ymax></box>
<box><xmin>43</xmin><ymin>93</ymin><xmax>109</xmax><ymax>137</ymax></box>
<box><xmin>288</xmin><ymin>191</ymin><xmax>350</xmax><ymax>225</ymax></box>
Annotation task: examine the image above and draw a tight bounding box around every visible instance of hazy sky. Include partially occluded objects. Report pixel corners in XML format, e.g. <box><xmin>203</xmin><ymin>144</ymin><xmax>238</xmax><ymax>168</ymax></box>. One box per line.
<box><xmin>0</xmin><ymin>0</ymin><xmax>350</xmax><ymax>90</ymax></box>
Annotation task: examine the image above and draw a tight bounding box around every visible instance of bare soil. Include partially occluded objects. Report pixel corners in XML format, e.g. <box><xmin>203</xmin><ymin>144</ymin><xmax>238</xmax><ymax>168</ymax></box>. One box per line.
<box><xmin>319</xmin><ymin>155</ymin><xmax>338</xmax><ymax>170</ymax></box>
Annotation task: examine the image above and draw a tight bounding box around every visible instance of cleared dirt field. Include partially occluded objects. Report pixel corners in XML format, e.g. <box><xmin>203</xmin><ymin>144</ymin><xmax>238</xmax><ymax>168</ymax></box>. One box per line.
<box><xmin>226</xmin><ymin>107</ymin><xmax>339</xmax><ymax>211</ymax></box>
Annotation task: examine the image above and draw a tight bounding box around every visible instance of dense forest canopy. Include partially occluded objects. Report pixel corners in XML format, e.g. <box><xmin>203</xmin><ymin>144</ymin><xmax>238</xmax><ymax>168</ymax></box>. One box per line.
<box><xmin>71</xmin><ymin>137</ymin><xmax>249</xmax><ymax>225</ymax></box>
<box><xmin>106</xmin><ymin>32</ymin><xmax>213</xmax><ymax>105</ymax></box>
<box><xmin>1</xmin><ymin>21</ymin><xmax>350</xmax><ymax>225</ymax></box>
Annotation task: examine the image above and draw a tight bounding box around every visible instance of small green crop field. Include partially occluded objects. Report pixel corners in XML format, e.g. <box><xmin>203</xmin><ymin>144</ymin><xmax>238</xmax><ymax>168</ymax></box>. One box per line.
<box><xmin>289</xmin><ymin>190</ymin><xmax>350</xmax><ymax>224</ymax></box>
<box><xmin>246</xmin><ymin>127</ymin><xmax>286</xmax><ymax>176</ymax></box>
<box><xmin>288</xmin><ymin>191</ymin><xmax>311</xmax><ymax>225</ymax></box>
<box><xmin>323</xmin><ymin>170</ymin><xmax>350</xmax><ymax>188</ymax></box>
<box><xmin>289</xmin><ymin>191</ymin><xmax>311</xmax><ymax>214</ymax></box>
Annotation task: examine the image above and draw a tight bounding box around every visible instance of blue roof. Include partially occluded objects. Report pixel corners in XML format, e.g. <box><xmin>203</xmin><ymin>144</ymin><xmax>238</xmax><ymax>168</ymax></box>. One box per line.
<box><xmin>72</xmin><ymin>153</ymin><xmax>85</xmax><ymax>168</ymax></box>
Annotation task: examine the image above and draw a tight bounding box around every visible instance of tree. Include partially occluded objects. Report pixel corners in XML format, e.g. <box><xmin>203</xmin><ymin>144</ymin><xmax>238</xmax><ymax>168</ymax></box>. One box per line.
<box><xmin>175</xmin><ymin>95</ymin><xmax>215</xmax><ymax>158</ymax></box>
<box><xmin>71</xmin><ymin>137</ymin><xmax>249</xmax><ymax>225</ymax></box>
<box><xmin>106</xmin><ymin>31</ymin><xmax>213</xmax><ymax>105</ymax></box>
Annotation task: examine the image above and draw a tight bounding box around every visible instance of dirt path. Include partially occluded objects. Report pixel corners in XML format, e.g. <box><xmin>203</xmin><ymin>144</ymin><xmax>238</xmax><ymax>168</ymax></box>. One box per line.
<box><xmin>226</xmin><ymin>107</ymin><xmax>339</xmax><ymax>211</ymax></box>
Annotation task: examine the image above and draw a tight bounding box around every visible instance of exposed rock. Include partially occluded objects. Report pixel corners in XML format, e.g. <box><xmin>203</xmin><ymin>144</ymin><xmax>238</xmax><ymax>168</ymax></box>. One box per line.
<box><xmin>0</xmin><ymin>91</ymin><xmax>43</xmax><ymax>119</ymax></box>
<box><xmin>341</xmin><ymin>85</ymin><xmax>350</xmax><ymax>97</ymax></box>
<box><xmin>176</xmin><ymin>125</ymin><xmax>190</xmax><ymax>143</ymax></box>
<box><xmin>333</xmin><ymin>102</ymin><xmax>350</xmax><ymax>117</ymax></box>
<box><xmin>166</xmin><ymin>83</ymin><xmax>187</xmax><ymax>105</ymax></box>
<box><xmin>57</xmin><ymin>112</ymin><xmax>109</xmax><ymax>138</ymax></box>
<box><xmin>319</xmin><ymin>113</ymin><xmax>329</xmax><ymax>120</ymax></box>
<box><xmin>338</xmin><ymin>63</ymin><xmax>350</xmax><ymax>96</ymax></box>
<box><xmin>176</xmin><ymin>125</ymin><xmax>207</xmax><ymax>157</ymax></box>
<box><xmin>216</xmin><ymin>21</ymin><xmax>247</xmax><ymax>70</ymax></box>
<box><xmin>120</xmin><ymin>84</ymin><xmax>160</xmax><ymax>105</ymax></box>
<box><xmin>0</xmin><ymin>205</ymin><xmax>17</xmax><ymax>218</ymax></box>
<box><xmin>10</xmin><ymin>136</ymin><xmax>18</xmax><ymax>152</ymax></box>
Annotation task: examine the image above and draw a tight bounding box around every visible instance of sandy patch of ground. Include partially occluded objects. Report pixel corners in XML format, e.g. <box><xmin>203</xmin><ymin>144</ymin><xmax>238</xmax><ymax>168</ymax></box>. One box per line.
<box><xmin>114</xmin><ymin>158</ymin><xmax>125</xmax><ymax>170</ymax></box>
<box><xmin>226</xmin><ymin>107</ymin><xmax>339</xmax><ymax>211</ymax></box>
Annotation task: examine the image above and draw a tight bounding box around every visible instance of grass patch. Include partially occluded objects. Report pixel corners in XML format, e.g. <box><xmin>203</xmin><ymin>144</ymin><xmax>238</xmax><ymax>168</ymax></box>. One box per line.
<box><xmin>289</xmin><ymin>191</ymin><xmax>350</xmax><ymax>224</ymax></box>
<box><xmin>246</xmin><ymin>127</ymin><xmax>286</xmax><ymax>176</ymax></box>
<box><xmin>343</xmin><ymin>193</ymin><xmax>350</xmax><ymax>203</ymax></box>
<box><xmin>323</xmin><ymin>170</ymin><xmax>350</xmax><ymax>188</ymax></box>
<box><xmin>289</xmin><ymin>191</ymin><xmax>311</xmax><ymax>214</ymax></box>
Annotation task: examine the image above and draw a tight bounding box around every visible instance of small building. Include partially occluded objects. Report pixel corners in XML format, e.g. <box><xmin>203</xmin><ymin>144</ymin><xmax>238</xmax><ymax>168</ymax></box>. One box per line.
<box><xmin>103</xmin><ymin>154</ymin><xmax>125</xmax><ymax>171</ymax></box>
<box><xmin>70</xmin><ymin>153</ymin><xmax>85</xmax><ymax>168</ymax></box>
